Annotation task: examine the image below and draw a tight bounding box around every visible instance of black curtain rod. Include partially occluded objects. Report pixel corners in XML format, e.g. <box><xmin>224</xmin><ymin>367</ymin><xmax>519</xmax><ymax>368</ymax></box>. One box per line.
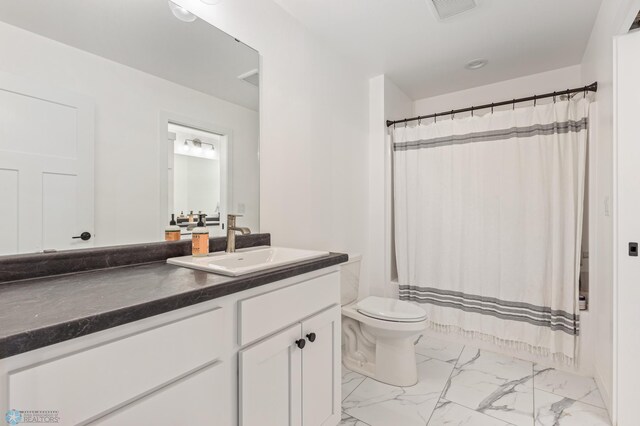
<box><xmin>386</xmin><ymin>82</ymin><xmax>598</xmax><ymax>127</ymax></box>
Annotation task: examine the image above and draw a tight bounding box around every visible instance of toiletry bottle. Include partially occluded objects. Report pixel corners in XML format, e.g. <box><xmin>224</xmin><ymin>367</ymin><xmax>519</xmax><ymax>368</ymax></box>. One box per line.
<box><xmin>192</xmin><ymin>214</ymin><xmax>209</xmax><ymax>257</ymax></box>
<box><xmin>188</xmin><ymin>210</ymin><xmax>194</xmax><ymax>223</ymax></box>
<box><xmin>165</xmin><ymin>214</ymin><xmax>181</xmax><ymax>241</ymax></box>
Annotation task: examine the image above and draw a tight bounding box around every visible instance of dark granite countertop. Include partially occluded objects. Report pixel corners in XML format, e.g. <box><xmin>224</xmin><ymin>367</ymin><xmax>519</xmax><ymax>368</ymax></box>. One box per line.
<box><xmin>0</xmin><ymin>252</ymin><xmax>347</xmax><ymax>359</ymax></box>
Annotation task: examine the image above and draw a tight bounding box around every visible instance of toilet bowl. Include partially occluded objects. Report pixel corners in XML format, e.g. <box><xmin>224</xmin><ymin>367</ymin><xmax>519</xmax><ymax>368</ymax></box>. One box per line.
<box><xmin>340</xmin><ymin>255</ymin><xmax>428</xmax><ymax>387</ymax></box>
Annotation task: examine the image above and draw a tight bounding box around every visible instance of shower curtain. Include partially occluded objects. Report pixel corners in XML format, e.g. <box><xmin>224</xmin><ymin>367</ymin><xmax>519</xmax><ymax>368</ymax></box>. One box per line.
<box><xmin>393</xmin><ymin>98</ymin><xmax>589</xmax><ymax>363</ymax></box>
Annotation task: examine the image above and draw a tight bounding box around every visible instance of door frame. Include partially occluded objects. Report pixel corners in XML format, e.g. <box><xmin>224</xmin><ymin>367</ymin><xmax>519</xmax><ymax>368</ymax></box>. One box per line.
<box><xmin>158</xmin><ymin>111</ymin><xmax>233</xmax><ymax>239</ymax></box>
<box><xmin>613</xmin><ymin>4</ymin><xmax>640</xmax><ymax>424</ymax></box>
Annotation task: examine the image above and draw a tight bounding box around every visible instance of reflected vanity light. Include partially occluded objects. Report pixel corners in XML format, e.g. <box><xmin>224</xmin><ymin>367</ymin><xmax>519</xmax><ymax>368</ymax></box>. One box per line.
<box><xmin>177</xmin><ymin>139</ymin><xmax>217</xmax><ymax>159</ymax></box>
<box><xmin>193</xmin><ymin>140</ymin><xmax>204</xmax><ymax>155</ymax></box>
<box><xmin>168</xmin><ymin>1</ymin><xmax>198</xmax><ymax>22</ymax></box>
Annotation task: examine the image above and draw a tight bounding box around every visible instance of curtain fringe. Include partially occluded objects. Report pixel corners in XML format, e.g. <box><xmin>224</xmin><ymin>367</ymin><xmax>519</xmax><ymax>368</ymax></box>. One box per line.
<box><xmin>425</xmin><ymin>320</ymin><xmax>576</xmax><ymax>366</ymax></box>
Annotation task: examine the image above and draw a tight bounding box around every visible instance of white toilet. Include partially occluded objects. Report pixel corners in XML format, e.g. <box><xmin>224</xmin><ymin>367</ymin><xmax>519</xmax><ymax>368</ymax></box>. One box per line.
<box><xmin>341</xmin><ymin>254</ymin><xmax>428</xmax><ymax>387</ymax></box>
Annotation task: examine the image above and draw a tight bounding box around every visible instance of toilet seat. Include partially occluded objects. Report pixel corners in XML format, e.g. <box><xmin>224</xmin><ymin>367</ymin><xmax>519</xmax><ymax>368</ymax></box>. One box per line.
<box><xmin>356</xmin><ymin>296</ymin><xmax>427</xmax><ymax>323</ymax></box>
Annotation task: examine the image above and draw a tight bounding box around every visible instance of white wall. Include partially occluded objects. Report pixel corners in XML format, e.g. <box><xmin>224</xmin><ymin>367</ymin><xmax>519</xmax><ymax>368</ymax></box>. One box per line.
<box><xmin>364</xmin><ymin>76</ymin><xmax>413</xmax><ymax>298</ymax></box>
<box><xmin>581</xmin><ymin>0</ymin><xmax>640</xmax><ymax>419</ymax></box>
<box><xmin>414</xmin><ymin>65</ymin><xmax>583</xmax><ymax>116</ymax></box>
<box><xmin>173</xmin><ymin>155</ymin><xmax>221</xmax><ymax>217</ymax></box>
<box><xmin>0</xmin><ymin>21</ymin><xmax>259</xmax><ymax>247</ymax></box>
<box><xmin>176</xmin><ymin>0</ymin><xmax>369</xmax><ymax>256</ymax></box>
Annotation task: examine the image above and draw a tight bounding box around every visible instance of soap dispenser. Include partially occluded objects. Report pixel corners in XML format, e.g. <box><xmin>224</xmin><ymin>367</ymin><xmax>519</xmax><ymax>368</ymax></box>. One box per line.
<box><xmin>165</xmin><ymin>214</ymin><xmax>181</xmax><ymax>241</ymax></box>
<box><xmin>192</xmin><ymin>214</ymin><xmax>209</xmax><ymax>257</ymax></box>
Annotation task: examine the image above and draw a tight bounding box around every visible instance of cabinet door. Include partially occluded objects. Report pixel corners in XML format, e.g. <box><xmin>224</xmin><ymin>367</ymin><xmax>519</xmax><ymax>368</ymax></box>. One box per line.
<box><xmin>301</xmin><ymin>305</ymin><xmax>341</xmax><ymax>426</ymax></box>
<box><xmin>239</xmin><ymin>324</ymin><xmax>302</xmax><ymax>426</ymax></box>
<box><xmin>92</xmin><ymin>361</ymin><xmax>228</xmax><ymax>426</ymax></box>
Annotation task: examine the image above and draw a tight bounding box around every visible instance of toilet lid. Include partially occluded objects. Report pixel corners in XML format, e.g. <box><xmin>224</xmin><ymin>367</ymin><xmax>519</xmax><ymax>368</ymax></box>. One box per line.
<box><xmin>356</xmin><ymin>296</ymin><xmax>427</xmax><ymax>322</ymax></box>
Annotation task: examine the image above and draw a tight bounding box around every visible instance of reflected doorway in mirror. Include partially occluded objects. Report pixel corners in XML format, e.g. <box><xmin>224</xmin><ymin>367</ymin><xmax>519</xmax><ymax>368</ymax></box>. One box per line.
<box><xmin>164</xmin><ymin>119</ymin><xmax>230</xmax><ymax>240</ymax></box>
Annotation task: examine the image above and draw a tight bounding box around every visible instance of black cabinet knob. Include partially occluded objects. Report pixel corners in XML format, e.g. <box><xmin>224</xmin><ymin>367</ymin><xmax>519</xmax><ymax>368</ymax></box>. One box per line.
<box><xmin>295</xmin><ymin>339</ymin><xmax>306</xmax><ymax>349</ymax></box>
<box><xmin>306</xmin><ymin>333</ymin><xmax>317</xmax><ymax>343</ymax></box>
<box><xmin>72</xmin><ymin>232</ymin><xmax>92</xmax><ymax>241</ymax></box>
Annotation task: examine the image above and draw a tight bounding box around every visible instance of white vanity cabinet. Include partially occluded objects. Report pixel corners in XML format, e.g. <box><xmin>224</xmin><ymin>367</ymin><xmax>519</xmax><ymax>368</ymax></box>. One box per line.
<box><xmin>3</xmin><ymin>305</ymin><xmax>229</xmax><ymax>426</ymax></box>
<box><xmin>0</xmin><ymin>266</ymin><xmax>342</xmax><ymax>426</ymax></box>
<box><xmin>237</xmin><ymin>269</ymin><xmax>341</xmax><ymax>426</ymax></box>
<box><xmin>239</xmin><ymin>305</ymin><xmax>341</xmax><ymax>426</ymax></box>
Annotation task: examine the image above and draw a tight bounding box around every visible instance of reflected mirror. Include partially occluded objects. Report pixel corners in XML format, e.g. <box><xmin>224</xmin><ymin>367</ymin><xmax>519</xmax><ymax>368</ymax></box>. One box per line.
<box><xmin>0</xmin><ymin>0</ymin><xmax>260</xmax><ymax>255</ymax></box>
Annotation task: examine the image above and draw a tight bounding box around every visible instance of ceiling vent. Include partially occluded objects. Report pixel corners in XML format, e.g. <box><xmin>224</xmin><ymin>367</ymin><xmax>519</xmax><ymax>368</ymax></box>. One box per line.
<box><xmin>428</xmin><ymin>0</ymin><xmax>477</xmax><ymax>20</ymax></box>
<box><xmin>238</xmin><ymin>69</ymin><xmax>259</xmax><ymax>87</ymax></box>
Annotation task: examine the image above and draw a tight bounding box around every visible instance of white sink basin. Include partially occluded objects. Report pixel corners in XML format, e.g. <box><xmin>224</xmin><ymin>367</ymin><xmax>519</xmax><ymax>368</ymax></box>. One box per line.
<box><xmin>166</xmin><ymin>246</ymin><xmax>331</xmax><ymax>276</ymax></box>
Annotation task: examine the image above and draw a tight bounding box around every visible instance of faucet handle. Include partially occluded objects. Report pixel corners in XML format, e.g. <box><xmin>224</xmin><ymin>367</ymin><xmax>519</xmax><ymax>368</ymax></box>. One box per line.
<box><xmin>227</xmin><ymin>213</ymin><xmax>243</xmax><ymax>228</ymax></box>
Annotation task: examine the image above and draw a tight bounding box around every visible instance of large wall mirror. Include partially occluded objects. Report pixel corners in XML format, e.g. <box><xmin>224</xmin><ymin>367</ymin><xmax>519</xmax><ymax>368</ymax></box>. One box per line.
<box><xmin>0</xmin><ymin>0</ymin><xmax>260</xmax><ymax>255</ymax></box>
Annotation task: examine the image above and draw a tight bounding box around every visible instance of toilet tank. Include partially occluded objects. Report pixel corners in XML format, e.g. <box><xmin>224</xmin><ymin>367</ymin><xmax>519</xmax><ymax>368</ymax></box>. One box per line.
<box><xmin>340</xmin><ymin>254</ymin><xmax>361</xmax><ymax>305</ymax></box>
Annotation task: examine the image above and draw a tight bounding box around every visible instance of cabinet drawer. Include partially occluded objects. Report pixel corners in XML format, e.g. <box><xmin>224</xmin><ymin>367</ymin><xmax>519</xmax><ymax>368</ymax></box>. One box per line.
<box><xmin>92</xmin><ymin>361</ymin><xmax>228</xmax><ymax>426</ymax></box>
<box><xmin>238</xmin><ymin>271</ymin><xmax>339</xmax><ymax>345</ymax></box>
<box><xmin>9</xmin><ymin>307</ymin><xmax>223</xmax><ymax>425</ymax></box>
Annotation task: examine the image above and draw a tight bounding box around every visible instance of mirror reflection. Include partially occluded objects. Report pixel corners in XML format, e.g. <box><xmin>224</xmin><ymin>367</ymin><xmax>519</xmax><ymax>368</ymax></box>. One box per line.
<box><xmin>0</xmin><ymin>0</ymin><xmax>260</xmax><ymax>255</ymax></box>
<box><xmin>169</xmin><ymin>123</ymin><xmax>224</xmax><ymax>238</ymax></box>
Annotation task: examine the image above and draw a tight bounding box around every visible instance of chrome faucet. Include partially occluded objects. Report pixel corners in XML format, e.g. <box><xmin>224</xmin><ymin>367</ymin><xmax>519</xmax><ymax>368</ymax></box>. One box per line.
<box><xmin>226</xmin><ymin>214</ymin><xmax>251</xmax><ymax>253</ymax></box>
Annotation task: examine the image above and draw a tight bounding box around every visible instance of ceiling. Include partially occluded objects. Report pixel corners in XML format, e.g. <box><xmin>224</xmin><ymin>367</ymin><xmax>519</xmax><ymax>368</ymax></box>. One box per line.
<box><xmin>0</xmin><ymin>0</ymin><xmax>259</xmax><ymax>110</ymax></box>
<box><xmin>273</xmin><ymin>0</ymin><xmax>603</xmax><ymax>100</ymax></box>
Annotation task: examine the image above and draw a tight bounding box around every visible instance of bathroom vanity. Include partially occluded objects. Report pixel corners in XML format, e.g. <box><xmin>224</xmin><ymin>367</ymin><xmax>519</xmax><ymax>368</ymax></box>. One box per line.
<box><xmin>0</xmin><ymin>237</ymin><xmax>347</xmax><ymax>426</ymax></box>
<box><xmin>0</xmin><ymin>2</ymin><xmax>347</xmax><ymax>424</ymax></box>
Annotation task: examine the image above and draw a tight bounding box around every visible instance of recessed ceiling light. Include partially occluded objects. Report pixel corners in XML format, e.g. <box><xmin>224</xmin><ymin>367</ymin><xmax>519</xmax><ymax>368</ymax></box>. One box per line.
<box><xmin>465</xmin><ymin>58</ymin><xmax>488</xmax><ymax>70</ymax></box>
<box><xmin>168</xmin><ymin>1</ymin><xmax>198</xmax><ymax>23</ymax></box>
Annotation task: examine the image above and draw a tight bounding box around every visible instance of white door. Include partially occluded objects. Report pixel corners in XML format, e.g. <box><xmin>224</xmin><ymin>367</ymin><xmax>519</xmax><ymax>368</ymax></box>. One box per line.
<box><xmin>0</xmin><ymin>72</ymin><xmax>94</xmax><ymax>254</ymax></box>
<box><xmin>301</xmin><ymin>306</ymin><xmax>341</xmax><ymax>426</ymax></box>
<box><xmin>239</xmin><ymin>324</ymin><xmax>303</xmax><ymax>426</ymax></box>
<box><xmin>614</xmin><ymin>29</ymin><xmax>640</xmax><ymax>426</ymax></box>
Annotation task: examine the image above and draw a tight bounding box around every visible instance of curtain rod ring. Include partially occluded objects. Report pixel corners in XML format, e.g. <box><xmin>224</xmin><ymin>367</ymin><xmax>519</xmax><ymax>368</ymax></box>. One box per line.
<box><xmin>553</xmin><ymin>91</ymin><xmax>556</xmax><ymax>103</ymax></box>
<box><xmin>471</xmin><ymin>106</ymin><xmax>474</xmax><ymax>117</ymax></box>
<box><xmin>491</xmin><ymin>103</ymin><xmax>494</xmax><ymax>114</ymax></box>
<box><xmin>534</xmin><ymin>95</ymin><xmax>537</xmax><ymax>107</ymax></box>
<box><xmin>512</xmin><ymin>99</ymin><xmax>515</xmax><ymax>110</ymax></box>
<box><xmin>451</xmin><ymin>110</ymin><xmax>454</xmax><ymax>120</ymax></box>
<box><xmin>434</xmin><ymin>114</ymin><xmax>437</xmax><ymax>123</ymax></box>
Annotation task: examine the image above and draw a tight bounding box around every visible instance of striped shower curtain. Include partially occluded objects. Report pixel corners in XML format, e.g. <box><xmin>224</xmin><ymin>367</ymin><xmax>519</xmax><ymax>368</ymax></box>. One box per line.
<box><xmin>392</xmin><ymin>98</ymin><xmax>589</xmax><ymax>363</ymax></box>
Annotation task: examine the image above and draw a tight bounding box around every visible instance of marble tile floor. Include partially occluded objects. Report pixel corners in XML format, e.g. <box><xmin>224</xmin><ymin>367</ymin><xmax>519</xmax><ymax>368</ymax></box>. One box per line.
<box><xmin>340</xmin><ymin>337</ymin><xmax>611</xmax><ymax>426</ymax></box>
